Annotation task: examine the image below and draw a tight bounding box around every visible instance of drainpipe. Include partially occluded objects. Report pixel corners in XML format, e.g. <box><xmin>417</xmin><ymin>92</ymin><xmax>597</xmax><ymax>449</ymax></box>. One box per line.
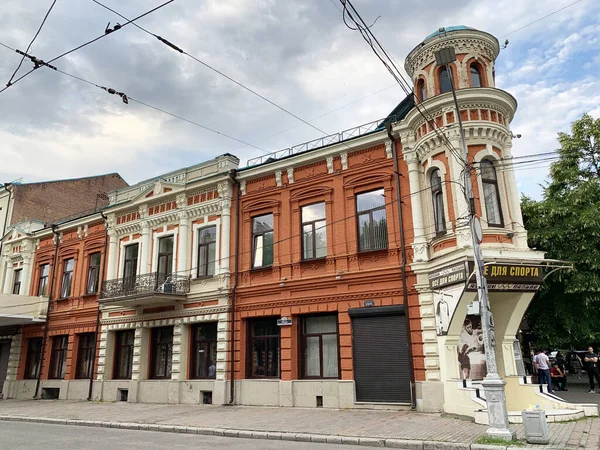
<box><xmin>387</xmin><ymin>123</ymin><xmax>417</xmax><ymax>409</ymax></box>
<box><xmin>227</xmin><ymin>169</ymin><xmax>240</xmax><ymax>405</ymax></box>
<box><xmin>34</xmin><ymin>223</ymin><xmax>60</xmax><ymax>399</ymax></box>
<box><xmin>88</xmin><ymin>212</ymin><xmax>109</xmax><ymax>401</ymax></box>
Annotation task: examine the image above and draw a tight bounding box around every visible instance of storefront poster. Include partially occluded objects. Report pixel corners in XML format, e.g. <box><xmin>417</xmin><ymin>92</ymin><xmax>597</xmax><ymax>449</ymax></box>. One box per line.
<box><xmin>434</xmin><ymin>283</ymin><xmax>464</xmax><ymax>336</ymax></box>
<box><xmin>457</xmin><ymin>314</ymin><xmax>495</xmax><ymax>380</ymax></box>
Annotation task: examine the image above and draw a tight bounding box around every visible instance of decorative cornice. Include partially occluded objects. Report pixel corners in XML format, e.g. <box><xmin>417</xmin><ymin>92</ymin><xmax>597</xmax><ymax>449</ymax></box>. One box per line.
<box><xmin>100</xmin><ymin>305</ymin><xmax>228</xmax><ymax>326</ymax></box>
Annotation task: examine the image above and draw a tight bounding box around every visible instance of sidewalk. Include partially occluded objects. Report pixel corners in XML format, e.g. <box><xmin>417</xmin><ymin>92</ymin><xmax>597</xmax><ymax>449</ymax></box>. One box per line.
<box><xmin>0</xmin><ymin>400</ymin><xmax>598</xmax><ymax>449</ymax></box>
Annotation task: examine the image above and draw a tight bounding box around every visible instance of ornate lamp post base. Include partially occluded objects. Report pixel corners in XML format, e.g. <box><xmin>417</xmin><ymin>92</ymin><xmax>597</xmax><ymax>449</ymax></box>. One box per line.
<box><xmin>482</xmin><ymin>375</ymin><xmax>517</xmax><ymax>441</ymax></box>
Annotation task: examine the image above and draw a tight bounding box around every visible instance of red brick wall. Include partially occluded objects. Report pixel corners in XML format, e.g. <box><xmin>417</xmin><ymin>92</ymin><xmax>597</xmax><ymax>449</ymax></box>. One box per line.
<box><xmin>10</xmin><ymin>173</ymin><xmax>128</xmax><ymax>226</ymax></box>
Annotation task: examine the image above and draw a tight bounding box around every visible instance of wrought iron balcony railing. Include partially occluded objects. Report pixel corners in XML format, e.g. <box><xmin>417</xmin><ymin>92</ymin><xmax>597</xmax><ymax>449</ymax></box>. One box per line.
<box><xmin>100</xmin><ymin>271</ymin><xmax>191</xmax><ymax>300</ymax></box>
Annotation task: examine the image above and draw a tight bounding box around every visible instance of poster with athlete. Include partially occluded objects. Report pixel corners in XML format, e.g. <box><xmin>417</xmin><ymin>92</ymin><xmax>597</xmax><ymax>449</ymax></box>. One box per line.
<box><xmin>457</xmin><ymin>314</ymin><xmax>495</xmax><ymax>380</ymax></box>
<box><xmin>434</xmin><ymin>283</ymin><xmax>464</xmax><ymax>336</ymax></box>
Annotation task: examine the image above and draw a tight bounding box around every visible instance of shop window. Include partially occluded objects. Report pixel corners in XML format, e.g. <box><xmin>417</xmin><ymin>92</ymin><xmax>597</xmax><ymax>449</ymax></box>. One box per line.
<box><xmin>431</xmin><ymin>169</ymin><xmax>447</xmax><ymax>235</ymax></box>
<box><xmin>481</xmin><ymin>160</ymin><xmax>504</xmax><ymax>227</ymax></box>
<box><xmin>150</xmin><ymin>326</ymin><xmax>173</xmax><ymax>379</ymax></box>
<box><xmin>248</xmin><ymin>318</ymin><xmax>280</xmax><ymax>378</ymax></box>
<box><xmin>12</xmin><ymin>269</ymin><xmax>22</xmax><ymax>295</ymax></box>
<box><xmin>59</xmin><ymin>259</ymin><xmax>74</xmax><ymax>298</ymax></box>
<box><xmin>37</xmin><ymin>263</ymin><xmax>49</xmax><ymax>296</ymax></box>
<box><xmin>301</xmin><ymin>202</ymin><xmax>327</xmax><ymax>260</ymax></box>
<box><xmin>86</xmin><ymin>252</ymin><xmax>101</xmax><ymax>294</ymax></box>
<box><xmin>49</xmin><ymin>335</ymin><xmax>69</xmax><ymax>379</ymax></box>
<box><xmin>301</xmin><ymin>315</ymin><xmax>339</xmax><ymax>379</ymax></box>
<box><xmin>197</xmin><ymin>226</ymin><xmax>216</xmax><ymax>277</ymax></box>
<box><xmin>252</xmin><ymin>214</ymin><xmax>274</xmax><ymax>268</ymax></box>
<box><xmin>190</xmin><ymin>323</ymin><xmax>218</xmax><ymax>379</ymax></box>
<box><xmin>75</xmin><ymin>333</ymin><xmax>95</xmax><ymax>379</ymax></box>
<box><xmin>439</xmin><ymin>66</ymin><xmax>453</xmax><ymax>94</ymax></box>
<box><xmin>356</xmin><ymin>189</ymin><xmax>388</xmax><ymax>251</ymax></box>
<box><xmin>417</xmin><ymin>78</ymin><xmax>427</xmax><ymax>102</ymax></box>
<box><xmin>113</xmin><ymin>330</ymin><xmax>135</xmax><ymax>379</ymax></box>
<box><xmin>157</xmin><ymin>236</ymin><xmax>174</xmax><ymax>285</ymax></box>
<box><xmin>470</xmin><ymin>64</ymin><xmax>482</xmax><ymax>88</ymax></box>
<box><xmin>24</xmin><ymin>337</ymin><xmax>43</xmax><ymax>379</ymax></box>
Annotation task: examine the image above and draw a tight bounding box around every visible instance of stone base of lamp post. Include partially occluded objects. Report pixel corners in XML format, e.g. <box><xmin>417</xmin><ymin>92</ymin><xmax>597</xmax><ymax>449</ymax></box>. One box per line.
<box><xmin>482</xmin><ymin>374</ymin><xmax>517</xmax><ymax>441</ymax></box>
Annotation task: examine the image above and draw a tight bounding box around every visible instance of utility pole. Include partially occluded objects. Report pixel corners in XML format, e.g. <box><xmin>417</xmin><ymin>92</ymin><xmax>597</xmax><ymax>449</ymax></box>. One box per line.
<box><xmin>434</xmin><ymin>47</ymin><xmax>516</xmax><ymax>441</ymax></box>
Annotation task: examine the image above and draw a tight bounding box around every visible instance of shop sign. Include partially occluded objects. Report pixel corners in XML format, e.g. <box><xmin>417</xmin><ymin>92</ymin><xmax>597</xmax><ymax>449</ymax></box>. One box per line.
<box><xmin>277</xmin><ymin>317</ymin><xmax>292</xmax><ymax>326</ymax></box>
<box><xmin>466</xmin><ymin>263</ymin><xmax>543</xmax><ymax>292</ymax></box>
<box><xmin>429</xmin><ymin>262</ymin><xmax>468</xmax><ymax>289</ymax></box>
<box><xmin>364</xmin><ymin>300</ymin><xmax>375</xmax><ymax>307</ymax></box>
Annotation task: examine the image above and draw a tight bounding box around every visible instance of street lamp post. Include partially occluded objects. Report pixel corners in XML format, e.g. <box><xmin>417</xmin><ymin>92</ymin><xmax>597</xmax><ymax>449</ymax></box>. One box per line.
<box><xmin>434</xmin><ymin>47</ymin><xmax>516</xmax><ymax>441</ymax></box>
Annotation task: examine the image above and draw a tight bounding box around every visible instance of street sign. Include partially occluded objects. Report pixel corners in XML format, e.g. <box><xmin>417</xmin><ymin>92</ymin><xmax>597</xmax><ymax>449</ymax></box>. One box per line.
<box><xmin>277</xmin><ymin>317</ymin><xmax>292</xmax><ymax>326</ymax></box>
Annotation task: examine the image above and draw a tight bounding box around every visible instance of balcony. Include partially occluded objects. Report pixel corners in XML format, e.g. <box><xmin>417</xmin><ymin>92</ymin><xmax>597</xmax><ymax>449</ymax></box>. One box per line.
<box><xmin>99</xmin><ymin>271</ymin><xmax>191</xmax><ymax>307</ymax></box>
<box><xmin>0</xmin><ymin>293</ymin><xmax>48</xmax><ymax>326</ymax></box>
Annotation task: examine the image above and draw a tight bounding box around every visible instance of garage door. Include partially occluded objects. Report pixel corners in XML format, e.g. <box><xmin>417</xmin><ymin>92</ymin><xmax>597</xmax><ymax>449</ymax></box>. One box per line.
<box><xmin>350</xmin><ymin>306</ymin><xmax>412</xmax><ymax>403</ymax></box>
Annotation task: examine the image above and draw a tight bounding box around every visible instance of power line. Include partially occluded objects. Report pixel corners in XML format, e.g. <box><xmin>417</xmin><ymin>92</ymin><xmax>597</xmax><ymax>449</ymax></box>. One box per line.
<box><xmin>6</xmin><ymin>0</ymin><xmax>57</xmax><ymax>87</ymax></box>
<box><xmin>501</xmin><ymin>0</ymin><xmax>585</xmax><ymax>38</ymax></box>
<box><xmin>90</xmin><ymin>0</ymin><xmax>333</xmax><ymax>139</ymax></box>
<box><xmin>0</xmin><ymin>0</ymin><xmax>175</xmax><ymax>95</ymax></box>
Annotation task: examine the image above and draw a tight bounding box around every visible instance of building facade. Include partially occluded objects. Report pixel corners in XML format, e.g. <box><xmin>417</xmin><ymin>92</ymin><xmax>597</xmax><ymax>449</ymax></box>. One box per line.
<box><xmin>94</xmin><ymin>154</ymin><xmax>238</xmax><ymax>405</ymax></box>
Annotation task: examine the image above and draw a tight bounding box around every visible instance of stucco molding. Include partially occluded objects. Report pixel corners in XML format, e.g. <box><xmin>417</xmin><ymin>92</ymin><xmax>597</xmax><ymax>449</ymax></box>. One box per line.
<box><xmin>100</xmin><ymin>305</ymin><xmax>229</xmax><ymax>326</ymax></box>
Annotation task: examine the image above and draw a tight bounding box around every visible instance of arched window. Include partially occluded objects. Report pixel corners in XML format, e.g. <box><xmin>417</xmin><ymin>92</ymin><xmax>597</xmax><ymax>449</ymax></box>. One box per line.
<box><xmin>470</xmin><ymin>65</ymin><xmax>482</xmax><ymax>87</ymax></box>
<box><xmin>438</xmin><ymin>66</ymin><xmax>452</xmax><ymax>94</ymax></box>
<box><xmin>417</xmin><ymin>79</ymin><xmax>426</xmax><ymax>102</ymax></box>
<box><xmin>481</xmin><ymin>160</ymin><xmax>503</xmax><ymax>227</ymax></box>
<box><xmin>431</xmin><ymin>169</ymin><xmax>446</xmax><ymax>234</ymax></box>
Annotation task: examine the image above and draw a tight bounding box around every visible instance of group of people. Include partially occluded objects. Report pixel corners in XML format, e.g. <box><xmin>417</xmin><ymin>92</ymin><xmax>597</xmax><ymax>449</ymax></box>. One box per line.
<box><xmin>532</xmin><ymin>346</ymin><xmax>600</xmax><ymax>394</ymax></box>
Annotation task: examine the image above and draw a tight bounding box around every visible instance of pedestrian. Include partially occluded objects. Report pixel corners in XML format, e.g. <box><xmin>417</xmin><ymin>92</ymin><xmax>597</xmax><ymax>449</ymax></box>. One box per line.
<box><xmin>569</xmin><ymin>351</ymin><xmax>583</xmax><ymax>379</ymax></box>
<box><xmin>550</xmin><ymin>362</ymin><xmax>567</xmax><ymax>391</ymax></box>
<box><xmin>533</xmin><ymin>349</ymin><xmax>553</xmax><ymax>393</ymax></box>
<box><xmin>583</xmin><ymin>346</ymin><xmax>600</xmax><ymax>393</ymax></box>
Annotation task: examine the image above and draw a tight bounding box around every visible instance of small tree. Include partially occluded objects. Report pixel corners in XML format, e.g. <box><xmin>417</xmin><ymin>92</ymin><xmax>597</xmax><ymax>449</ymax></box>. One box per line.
<box><xmin>522</xmin><ymin>114</ymin><xmax>600</xmax><ymax>348</ymax></box>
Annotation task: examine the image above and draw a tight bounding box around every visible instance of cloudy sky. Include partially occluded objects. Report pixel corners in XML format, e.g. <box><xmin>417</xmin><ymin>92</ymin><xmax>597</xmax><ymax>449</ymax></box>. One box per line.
<box><xmin>1</xmin><ymin>0</ymin><xmax>598</xmax><ymax>199</ymax></box>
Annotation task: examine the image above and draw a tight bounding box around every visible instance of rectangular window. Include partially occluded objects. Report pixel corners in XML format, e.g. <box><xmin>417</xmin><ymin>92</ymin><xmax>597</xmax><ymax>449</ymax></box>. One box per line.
<box><xmin>75</xmin><ymin>333</ymin><xmax>95</xmax><ymax>379</ymax></box>
<box><xmin>252</xmin><ymin>214</ymin><xmax>274</xmax><ymax>268</ymax></box>
<box><xmin>248</xmin><ymin>318</ymin><xmax>280</xmax><ymax>378</ymax></box>
<box><xmin>49</xmin><ymin>335</ymin><xmax>69</xmax><ymax>379</ymax></box>
<box><xmin>197</xmin><ymin>226</ymin><xmax>216</xmax><ymax>278</ymax></box>
<box><xmin>123</xmin><ymin>244</ymin><xmax>139</xmax><ymax>291</ymax></box>
<box><xmin>301</xmin><ymin>315</ymin><xmax>339</xmax><ymax>379</ymax></box>
<box><xmin>301</xmin><ymin>203</ymin><xmax>327</xmax><ymax>260</ymax></box>
<box><xmin>150</xmin><ymin>327</ymin><xmax>173</xmax><ymax>379</ymax></box>
<box><xmin>190</xmin><ymin>323</ymin><xmax>218</xmax><ymax>379</ymax></box>
<box><xmin>37</xmin><ymin>264</ymin><xmax>49</xmax><ymax>296</ymax></box>
<box><xmin>59</xmin><ymin>258</ymin><xmax>75</xmax><ymax>298</ymax></box>
<box><xmin>86</xmin><ymin>252</ymin><xmax>101</xmax><ymax>294</ymax></box>
<box><xmin>356</xmin><ymin>189</ymin><xmax>388</xmax><ymax>251</ymax></box>
<box><xmin>113</xmin><ymin>330</ymin><xmax>135</xmax><ymax>380</ymax></box>
<box><xmin>24</xmin><ymin>337</ymin><xmax>43</xmax><ymax>379</ymax></box>
<box><xmin>12</xmin><ymin>269</ymin><xmax>22</xmax><ymax>295</ymax></box>
<box><xmin>157</xmin><ymin>236</ymin><xmax>174</xmax><ymax>284</ymax></box>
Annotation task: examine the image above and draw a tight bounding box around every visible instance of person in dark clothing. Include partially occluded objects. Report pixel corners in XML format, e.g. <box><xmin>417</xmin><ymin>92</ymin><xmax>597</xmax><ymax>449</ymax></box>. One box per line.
<box><xmin>550</xmin><ymin>363</ymin><xmax>567</xmax><ymax>391</ymax></box>
<box><xmin>583</xmin><ymin>346</ymin><xmax>600</xmax><ymax>393</ymax></box>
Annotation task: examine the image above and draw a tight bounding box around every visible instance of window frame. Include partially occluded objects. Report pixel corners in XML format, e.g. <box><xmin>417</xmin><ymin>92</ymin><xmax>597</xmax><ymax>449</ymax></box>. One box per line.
<box><xmin>150</xmin><ymin>326</ymin><xmax>173</xmax><ymax>380</ymax></box>
<box><xmin>251</xmin><ymin>213</ymin><xmax>274</xmax><ymax>269</ymax></box>
<box><xmin>430</xmin><ymin>169</ymin><xmax>447</xmax><ymax>235</ymax></box>
<box><xmin>300</xmin><ymin>314</ymin><xmax>340</xmax><ymax>380</ymax></box>
<box><xmin>156</xmin><ymin>235</ymin><xmax>174</xmax><ymax>283</ymax></box>
<box><xmin>12</xmin><ymin>268</ymin><xmax>22</xmax><ymax>295</ymax></box>
<box><xmin>417</xmin><ymin>78</ymin><xmax>427</xmax><ymax>102</ymax></box>
<box><xmin>438</xmin><ymin>65</ymin><xmax>453</xmax><ymax>94</ymax></box>
<box><xmin>123</xmin><ymin>243</ymin><xmax>139</xmax><ymax>292</ymax></box>
<box><xmin>480</xmin><ymin>160</ymin><xmax>504</xmax><ymax>228</ymax></box>
<box><xmin>470</xmin><ymin>64</ymin><xmax>482</xmax><ymax>88</ymax></box>
<box><xmin>49</xmin><ymin>335</ymin><xmax>69</xmax><ymax>379</ymax></box>
<box><xmin>356</xmin><ymin>189</ymin><xmax>388</xmax><ymax>252</ymax></box>
<box><xmin>113</xmin><ymin>329</ymin><xmax>135</xmax><ymax>380</ymax></box>
<box><xmin>75</xmin><ymin>333</ymin><xmax>96</xmax><ymax>379</ymax></box>
<box><xmin>59</xmin><ymin>258</ymin><xmax>75</xmax><ymax>299</ymax></box>
<box><xmin>301</xmin><ymin>202</ymin><xmax>327</xmax><ymax>261</ymax></box>
<box><xmin>196</xmin><ymin>226</ymin><xmax>217</xmax><ymax>278</ymax></box>
<box><xmin>86</xmin><ymin>252</ymin><xmax>101</xmax><ymax>294</ymax></box>
<box><xmin>24</xmin><ymin>337</ymin><xmax>43</xmax><ymax>379</ymax></box>
<box><xmin>37</xmin><ymin>263</ymin><xmax>49</xmax><ymax>296</ymax></box>
<box><xmin>189</xmin><ymin>322</ymin><xmax>218</xmax><ymax>379</ymax></box>
<box><xmin>247</xmin><ymin>317</ymin><xmax>281</xmax><ymax>379</ymax></box>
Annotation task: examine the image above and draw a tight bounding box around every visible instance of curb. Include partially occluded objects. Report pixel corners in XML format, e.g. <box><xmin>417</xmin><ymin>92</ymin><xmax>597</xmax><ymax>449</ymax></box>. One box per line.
<box><xmin>0</xmin><ymin>415</ymin><xmax>556</xmax><ymax>449</ymax></box>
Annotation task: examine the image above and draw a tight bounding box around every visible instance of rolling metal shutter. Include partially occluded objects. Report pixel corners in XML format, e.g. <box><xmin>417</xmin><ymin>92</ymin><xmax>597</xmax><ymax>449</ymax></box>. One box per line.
<box><xmin>350</xmin><ymin>306</ymin><xmax>411</xmax><ymax>403</ymax></box>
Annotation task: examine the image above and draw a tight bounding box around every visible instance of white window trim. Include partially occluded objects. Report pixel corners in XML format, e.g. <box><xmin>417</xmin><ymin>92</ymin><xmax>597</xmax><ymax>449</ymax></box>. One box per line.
<box><xmin>473</xmin><ymin>147</ymin><xmax>510</xmax><ymax>230</ymax></box>
<box><xmin>118</xmin><ymin>236</ymin><xmax>142</xmax><ymax>279</ymax></box>
<box><xmin>151</xmin><ymin>226</ymin><xmax>179</xmax><ymax>274</ymax></box>
<box><xmin>425</xmin><ymin>159</ymin><xmax>452</xmax><ymax>239</ymax></box>
<box><xmin>191</xmin><ymin>218</ymin><xmax>221</xmax><ymax>278</ymax></box>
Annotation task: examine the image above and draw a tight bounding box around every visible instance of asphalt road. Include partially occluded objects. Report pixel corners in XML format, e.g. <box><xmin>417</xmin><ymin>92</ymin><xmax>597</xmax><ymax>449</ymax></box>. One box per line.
<box><xmin>0</xmin><ymin>421</ymin><xmax>368</xmax><ymax>449</ymax></box>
